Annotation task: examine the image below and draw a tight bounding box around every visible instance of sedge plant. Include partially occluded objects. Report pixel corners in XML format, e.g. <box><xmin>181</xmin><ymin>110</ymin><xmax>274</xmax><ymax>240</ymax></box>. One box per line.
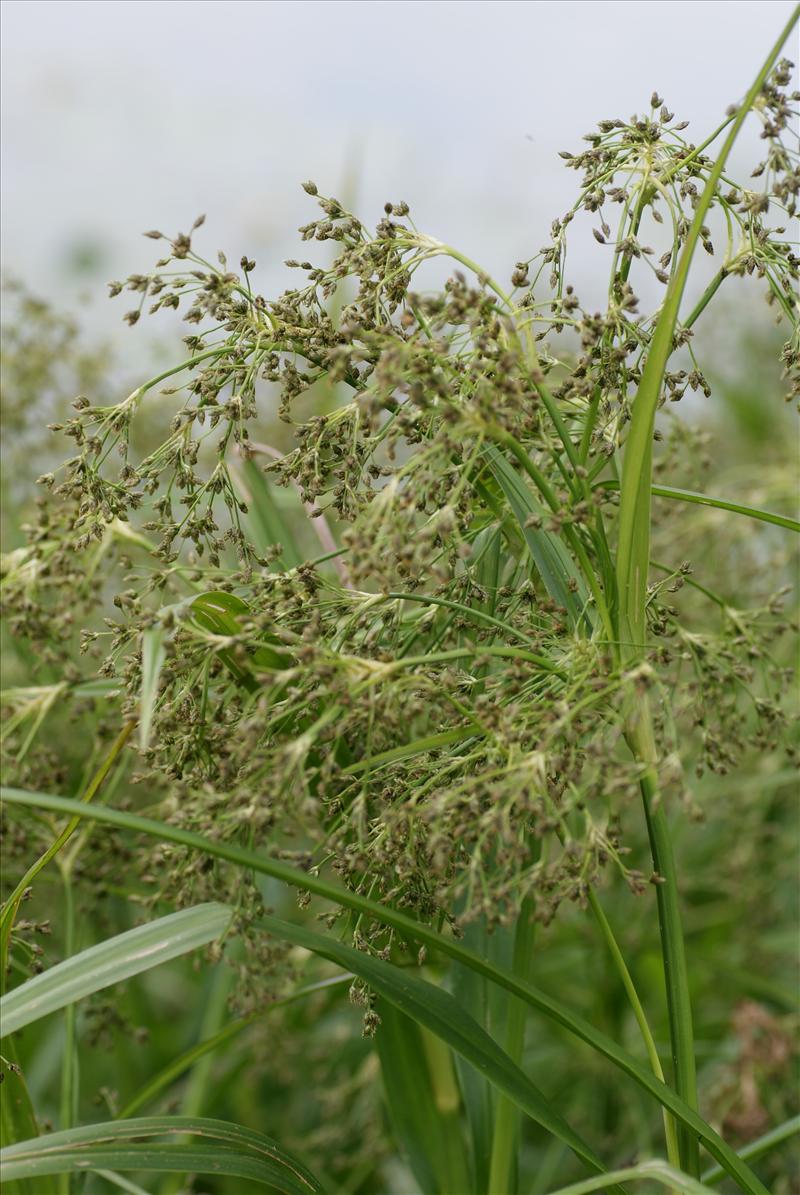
<box><xmin>1</xmin><ymin>9</ymin><xmax>799</xmax><ymax>1195</ymax></box>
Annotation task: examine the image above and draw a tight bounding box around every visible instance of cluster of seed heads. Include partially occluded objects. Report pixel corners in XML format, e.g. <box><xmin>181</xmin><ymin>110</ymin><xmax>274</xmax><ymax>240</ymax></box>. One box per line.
<box><xmin>2</xmin><ymin>67</ymin><xmax>797</xmax><ymax>967</ymax></box>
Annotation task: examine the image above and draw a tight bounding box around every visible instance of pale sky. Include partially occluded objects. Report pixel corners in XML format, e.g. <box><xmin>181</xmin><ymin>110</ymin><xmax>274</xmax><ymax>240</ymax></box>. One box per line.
<box><xmin>2</xmin><ymin>0</ymin><xmax>797</xmax><ymax>344</ymax></box>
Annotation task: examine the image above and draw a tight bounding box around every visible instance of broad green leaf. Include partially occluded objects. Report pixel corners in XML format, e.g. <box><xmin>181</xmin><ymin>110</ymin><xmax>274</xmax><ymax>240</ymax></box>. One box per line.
<box><xmin>376</xmin><ymin>1001</ymin><xmax>472</xmax><ymax>1194</ymax></box>
<box><xmin>189</xmin><ymin>589</ymin><xmax>250</xmax><ymax>634</ymax></box>
<box><xmin>190</xmin><ymin>590</ymin><xmax>293</xmax><ymax>682</ymax></box>
<box><xmin>0</xmin><ymin>904</ymin><xmax>232</xmax><ymax>1036</ymax></box>
<box><xmin>485</xmin><ymin>447</ymin><xmax>589</xmax><ymax>627</ymax></box>
<box><xmin>258</xmin><ymin>913</ymin><xmax>612</xmax><ymax>1186</ymax></box>
<box><xmin>0</xmin><ymin>786</ymin><xmax>771</xmax><ymax>1195</ymax></box>
<box><xmin>139</xmin><ymin>626</ymin><xmax>166</xmax><ymax>750</ymax></box>
<box><xmin>0</xmin><ymin>1117</ymin><xmax>324</xmax><ymax>1195</ymax></box>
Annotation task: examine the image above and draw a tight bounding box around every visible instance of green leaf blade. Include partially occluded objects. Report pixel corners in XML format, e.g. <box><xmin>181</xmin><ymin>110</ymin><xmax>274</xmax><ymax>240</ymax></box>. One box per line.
<box><xmin>257</xmin><ymin>913</ymin><xmax>614</xmax><ymax>1187</ymax></box>
<box><xmin>0</xmin><ymin>1117</ymin><xmax>324</xmax><ymax>1195</ymax></box>
<box><xmin>486</xmin><ymin>447</ymin><xmax>589</xmax><ymax>626</ymax></box>
<box><xmin>0</xmin><ymin>904</ymin><xmax>232</xmax><ymax>1036</ymax></box>
<box><xmin>376</xmin><ymin>1001</ymin><xmax>472</xmax><ymax>1194</ymax></box>
<box><xmin>600</xmin><ymin>480</ymin><xmax>800</xmax><ymax>534</ymax></box>
<box><xmin>237</xmin><ymin>456</ymin><xmax>304</xmax><ymax>570</ymax></box>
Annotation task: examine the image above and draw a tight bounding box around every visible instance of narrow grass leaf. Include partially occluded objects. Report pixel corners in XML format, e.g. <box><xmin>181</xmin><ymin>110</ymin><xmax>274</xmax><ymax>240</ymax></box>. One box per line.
<box><xmin>486</xmin><ymin>447</ymin><xmax>588</xmax><ymax>627</ymax></box>
<box><xmin>237</xmin><ymin>455</ymin><xmax>304</xmax><ymax>569</ymax></box>
<box><xmin>600</xmin><ymin>480</ymin><xmax>799</xmax><ymax>534</ymax></box>
<box><xmin>607</xmin><ymin>31</ymin><xmax>800</xmax><ymax>1151</ymax></box>
<box><xmin>0</xmin><ymin>1037</ymin><xmax>57</xmax><ymax>1195</ymax></box>
<box><xmin>701</xmin><ymin>1114</ymin><xmax>800</xmax><ymax>1185</ymax></box>
<box><xmin>616</xmin><ymin>8</ymin><xmax>800</xmax><ymax>655</ymax></box>
<box><xmin>543</xmin><ymin>1158</ymin><xmax>715</xmax><ymax>1194</ymax></box>
<box><xmin>0</xmin><ymin>904</ymin><xmax>232</xmax><ymax>1036</ymax></box>
<box><xmin>0</xmin><ymin>1117</ymin><xmax>324</xmax><ymax>1195</ymax></box>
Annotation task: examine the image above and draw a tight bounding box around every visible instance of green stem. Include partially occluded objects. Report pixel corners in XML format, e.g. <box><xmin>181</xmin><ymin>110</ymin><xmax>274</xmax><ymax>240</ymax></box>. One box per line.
<box><xmin>92</xmin><ymin>1174</ymin><xmax>151</xmax><ymax>1195</ymax></box>
<box><xmin>628</xmin><ymin>703</ymin><xmax>698</xmax><ymax>1176</ymax></box>
<box><xmin>587</xmin><ymin>890</ymin><xmax>681</xmax><ymax>1174</ymax></box>
<box><xmin>419</xmin><ymin>1030</ymin><xmax>473</xmax><ymax>1195</ymax></box>
<box><xmin>488</xmin><ymin>897</ymin><xmax>536</xmax><ymax>1195</ymax></box>
<box><xmin>342</xmin><ymin>728</ymin><xmax>480</xmax><ymax>776</ymax></box>
<box><xmin>612</xmin><ymin>11</ymin><xmax>799</xmax><ymax>1179</ymax></box>
<box><xmin>365</xmin><ymin>644</ymin><xmax>564</xmax><ymax>681</ymax></box>
<box><xmin>160</xmin><ymin>966</ymin><xmax>233</xmax><ymax>1195</ymax></box>
<box><xmin>616</xmin><ymin>4</ymin><xmax>800</xmax><ymax>654</ymax></box>
<box><xmin>682</xmin><ymin>269</ymin><xmax>727</xmax><ymax>329</ymax></box>
<box><xmin>124</xmin><ymin>347</ymin><xmax>231</xmax><ymax>409</ymax></box>
<box><xmin>383</xmin><ymin>592</ymin><xmax>545</xmax><ymax>650</ymax></box>
<box><xmin>538</xmin><ymin>1159</ymin><xmax>714</xmax><ymax>1195</ymax></box>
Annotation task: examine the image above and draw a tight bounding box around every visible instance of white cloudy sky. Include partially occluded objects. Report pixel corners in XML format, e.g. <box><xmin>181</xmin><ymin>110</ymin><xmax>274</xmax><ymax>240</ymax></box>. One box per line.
<box><xmin>2</xmin><ymin>0</ymin><xmax>797</xmax><ymax>342</ymax></box>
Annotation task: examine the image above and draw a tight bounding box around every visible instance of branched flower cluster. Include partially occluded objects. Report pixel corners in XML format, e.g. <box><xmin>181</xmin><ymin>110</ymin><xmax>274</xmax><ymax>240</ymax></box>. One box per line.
<box><xmin>2</xmin><ymin>64</ymin><xmax>798</xmax><ymax>966</ymax></box>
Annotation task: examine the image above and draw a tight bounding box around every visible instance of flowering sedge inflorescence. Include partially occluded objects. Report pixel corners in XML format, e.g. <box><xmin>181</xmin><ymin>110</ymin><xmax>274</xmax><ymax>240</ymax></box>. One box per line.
<box><xmin>2</xmin><ymin>66</ymin><xmax>798</xmax><ymax>959</ymax></box>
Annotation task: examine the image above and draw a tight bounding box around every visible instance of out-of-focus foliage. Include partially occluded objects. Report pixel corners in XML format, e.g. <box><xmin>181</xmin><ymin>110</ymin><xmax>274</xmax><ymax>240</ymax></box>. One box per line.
<box><xmin>1</xmin><ymin>281</ymin><xmax>112</xmax><ymax>528</ymax></box>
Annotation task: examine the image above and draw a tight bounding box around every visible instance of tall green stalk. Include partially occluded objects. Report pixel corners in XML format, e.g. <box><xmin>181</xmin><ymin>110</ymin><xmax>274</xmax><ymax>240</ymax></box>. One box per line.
<box><xmin>627</xmin><ymin>705</ymin><xmax>699</xmax><ymax>1174</ymax></box>
<box><xmin>614</xmin><ymin>7</ymin><xmax>800</xmax><ymax>1176</ymax></box>
<box><xmin>587</xmin><ymin>890</ymin><xmax>681</xmax><ymax>1174</ymax></box>
<box><xmin>616</xmin><ymin>4</ymin><xmax>800</xmax><ymax>654</ymax></box>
